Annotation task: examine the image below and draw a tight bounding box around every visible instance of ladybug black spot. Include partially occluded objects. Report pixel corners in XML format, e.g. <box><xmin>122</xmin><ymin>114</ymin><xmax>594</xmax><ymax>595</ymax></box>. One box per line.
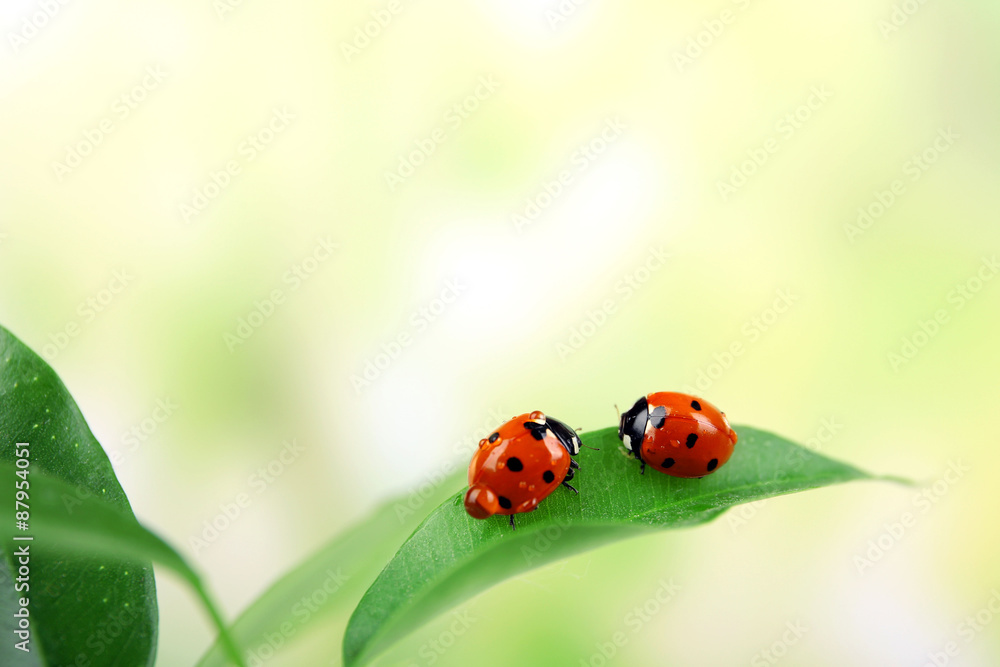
<box><xmin>662</xmin><ymin>458</ymin><xmax>675</xmax><ymax>468</ymax></box>
<box><xmin>686</xmin><ymin>433</ymin><xmax>698</xmax><ymax>449</ymax></box>
<box><xmin>507</xmin><ymin>457</ymin><xmax>524</xmax><ymax>472</ymax></box>
<box><xmin>691</xmin><ymin>400</ymin><xmax>702</xmax><ymax>411</ymax></box>
<box><xmin>498</xmin><ymin>496</ymin><xmax>512</xmax><ymax>509</ymax></box>
<box><xmin>650</xmin><ymin>405</ymin><xmax>667</xmax><ymax>429</ymax></box>
<box><xmin>707</xmin><ymin>459</ymin><xmax>718</xmax><ymax>472</ymax></box>
<box><xmin>489</xmin><ymin>432</ymin><xmax>499</xmax><ymax>443</ymax></box>
<box><xmin>543</xmin><ymin>470</ymin><xmax>555</xmax><ymax>483</ymax></box>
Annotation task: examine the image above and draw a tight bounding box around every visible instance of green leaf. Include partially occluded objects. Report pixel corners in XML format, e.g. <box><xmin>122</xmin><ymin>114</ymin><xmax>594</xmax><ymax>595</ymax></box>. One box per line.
<box><xmin>196</xmin><ymin>472</ymin><xmax>465</xmax><ymax>667</ymax></box>
<box><xmin>0</xmin><ymin>462</ymin><xmax>245</xmax><ymax>667</ymax></box>
<box><xmin>343</xmin><ymin>425</ymin><xmax>885</xmax><ymax>667</ymax></box>
<box><xmin>0</xmin><ymin>325</ymin><xmax>243</xmax><ymax>667</ymax></box>
<box><xmin>0</xmin><ymin>325</ymin><xmax>158</xmax><ymax>666</ymax></box>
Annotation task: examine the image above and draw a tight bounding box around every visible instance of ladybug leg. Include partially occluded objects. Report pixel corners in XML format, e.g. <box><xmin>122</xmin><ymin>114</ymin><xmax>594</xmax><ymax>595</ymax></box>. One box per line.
<box><xmin>634</xmin><ymin>450</ymin><xmax>646</xmax><ymax>475</ymax></box>
<box><xmin>561</xmin><ymin>467</ymin><xmax>579</xmax><ymax>494</ymax></box>
<box><xmin>562</xmin><ymin>468</ymin><xmax>580</xmax><ymax>493</ymax></box>
<box><xmin>509</xmin><ymin>514</ymin><xmax>516</xmax><ymax>530</ymax></box>
<box><xmin>569</xmin><ymin>458</ymin><xmax>579</xmax><ymax>470</ymax></box>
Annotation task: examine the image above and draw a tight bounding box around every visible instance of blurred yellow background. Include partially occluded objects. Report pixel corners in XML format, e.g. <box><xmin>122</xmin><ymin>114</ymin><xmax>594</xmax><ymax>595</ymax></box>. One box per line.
<box><xmin>2</xmin><ymin>1</ymin><xmax>999</xmax><ymax>665</ymax></box>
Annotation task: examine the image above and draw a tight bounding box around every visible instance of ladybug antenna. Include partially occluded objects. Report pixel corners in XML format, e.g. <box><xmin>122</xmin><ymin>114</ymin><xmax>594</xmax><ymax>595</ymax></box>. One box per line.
<box><xmin>568</xmin><ymin>423</ymin><xmax>597</xmax><ymax>450</ymax></box>
<box><xmin>614</xmin><ymin>403</ymin><xmax>621</xmax><ymax>421</ymax></box>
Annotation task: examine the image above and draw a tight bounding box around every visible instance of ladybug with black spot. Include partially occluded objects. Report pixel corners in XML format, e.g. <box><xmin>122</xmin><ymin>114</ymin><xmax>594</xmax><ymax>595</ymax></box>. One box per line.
<box><xmin>618</xmin><ymin>392</ymin><xmax>737</xmax><ymax>478</ymax></box>
<box><xmin>464</xmin><ymin>411</ymin><xmax>581</xmax><ymax>529</ymax></box>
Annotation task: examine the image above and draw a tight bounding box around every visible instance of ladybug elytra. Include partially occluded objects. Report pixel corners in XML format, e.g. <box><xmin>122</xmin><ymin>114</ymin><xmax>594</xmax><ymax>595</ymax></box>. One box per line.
<box><xmin>464</xmin><ymin>411</ymin><xmax>580</xmax><ymax>529</ymax></box>
<box><xmin>619</xmin><ymin>392</ymin><xmax>737</xmax><ymax>478</ymax></box>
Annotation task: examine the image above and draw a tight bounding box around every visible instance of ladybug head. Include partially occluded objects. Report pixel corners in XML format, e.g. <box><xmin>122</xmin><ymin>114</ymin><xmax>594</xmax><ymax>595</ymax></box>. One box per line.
<box><xmin>464</xmin><ymin>483</ymin><xmax>500</xmax><ymax>519</ymax></box>
<box><xmin>618</xmin><ymin>395</ymin><xmax>648</xmax><ymax>454</ymax></box>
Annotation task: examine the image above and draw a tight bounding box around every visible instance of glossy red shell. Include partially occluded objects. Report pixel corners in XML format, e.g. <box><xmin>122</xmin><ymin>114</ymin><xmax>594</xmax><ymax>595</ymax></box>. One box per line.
<box><xmin>639</xmin><ymin>392</ymin><xmax>737</xmax><ymax>478</ymax></box>
<box><xmin>465</xmin><ymin>412</ymin><xmax>571</xmax><ymax>518</ymax></box>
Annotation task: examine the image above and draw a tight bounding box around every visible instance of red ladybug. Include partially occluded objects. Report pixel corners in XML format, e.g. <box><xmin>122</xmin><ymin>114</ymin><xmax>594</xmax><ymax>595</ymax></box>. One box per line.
<box><xmin>464</xmin><ymin>411</ymin><xmax>581</xmax><ymax>529</ymax></box>
<box><xmin>618</xmin><ymin>392</ymin><xmax>737</xmax><ymax>478</ymax></box>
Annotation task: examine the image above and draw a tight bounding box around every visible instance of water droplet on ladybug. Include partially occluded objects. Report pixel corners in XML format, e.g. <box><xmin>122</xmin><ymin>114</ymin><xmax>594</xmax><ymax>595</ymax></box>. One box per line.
<box><xmin>478</xmin><ymin>438</ymin><xmax>488</xmax><ymax>448</ymax></box>
<box><xmin>529</xmin><ymin>410</ymin><xmax>544</xmax><ymax>421</ymax></box>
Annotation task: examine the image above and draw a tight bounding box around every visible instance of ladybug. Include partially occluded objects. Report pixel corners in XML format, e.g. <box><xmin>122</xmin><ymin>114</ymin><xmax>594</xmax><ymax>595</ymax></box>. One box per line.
<box><xmin>618</xmin><ymin>392</ymin><xmax>737</xmax><ymax>478</ymax></box>
<box><xmin>464</xmin><ymin>411</ymin><xmax>581</xmax><ymax>529</ymax></box>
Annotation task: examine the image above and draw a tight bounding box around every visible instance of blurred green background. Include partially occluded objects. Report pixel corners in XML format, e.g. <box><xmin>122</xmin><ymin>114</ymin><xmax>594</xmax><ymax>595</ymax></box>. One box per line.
<box><xmin>2</xmin><ymin>1</ymin><xmax>999</xmax><ymax>665</ymax></box>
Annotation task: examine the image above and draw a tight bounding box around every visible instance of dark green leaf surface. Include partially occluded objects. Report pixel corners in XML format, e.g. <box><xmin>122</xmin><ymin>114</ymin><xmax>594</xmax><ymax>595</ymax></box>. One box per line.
<box><xmin>0</xmin><ymin>325</ymin><xmax>158</xmax><ymax>666</ymax></box>
<box><xmin>343</xmin><ymin>425</ymin><xmax>880</xmax><ymax>667</ymax></box>
<box><xmin>0</xmin><ymin>461</ymin><xmax>244</xmax><ymax>667</ymax></box>
<box><xmin>0</xmin><ymin>325</ymin><xmax>243</xmax><ymax>667</ymax></box>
